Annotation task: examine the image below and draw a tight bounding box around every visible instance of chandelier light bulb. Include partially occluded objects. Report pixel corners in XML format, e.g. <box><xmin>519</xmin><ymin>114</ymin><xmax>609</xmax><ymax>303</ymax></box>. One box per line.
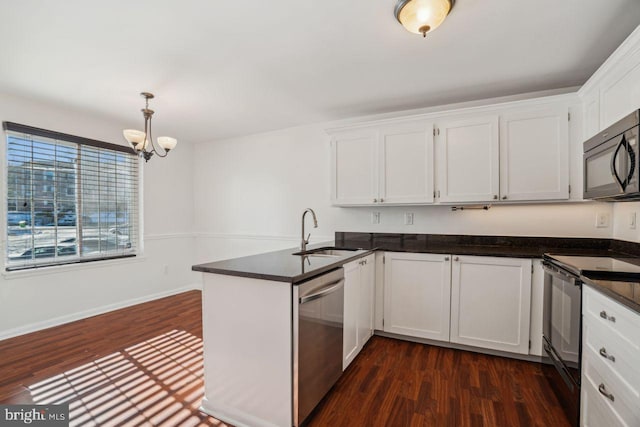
<box><xmin>122</xmin><ymin>92</ymin><xmax>177</xmax><ymax>162</ymax></box>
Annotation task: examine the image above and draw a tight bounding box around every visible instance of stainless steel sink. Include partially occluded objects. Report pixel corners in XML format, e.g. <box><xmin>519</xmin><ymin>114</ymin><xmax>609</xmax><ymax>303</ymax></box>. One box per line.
<box><xmin>292</xmin><ymin>247</ymin><xmax>359</xmax><ymax>257</ymax></box>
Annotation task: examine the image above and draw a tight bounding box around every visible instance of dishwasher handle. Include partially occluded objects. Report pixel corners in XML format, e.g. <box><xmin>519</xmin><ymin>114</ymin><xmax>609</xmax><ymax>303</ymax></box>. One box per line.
<box><xmin>299</xmin><ymin>279</ymin><xmax>344</xmax><ymax>305</ymax></box>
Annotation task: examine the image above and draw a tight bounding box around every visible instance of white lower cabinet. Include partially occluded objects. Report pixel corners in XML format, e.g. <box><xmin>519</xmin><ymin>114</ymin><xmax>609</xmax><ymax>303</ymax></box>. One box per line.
<box><xmin>581</xmin><ymin>286</ymin><xmax>640</xmax><ymax>426</ymax></box>
<box><xmin>450</xmin><ymin>256</ymin><xmax>532</xmax><ymax>354</ymax></box>
<box><xmin>381</xmin><ymin>252</ymin><xmax>535</xmax><ymax>356</ymax></box>
<box><xmin>343</xmin><ymin>254</ymin><xmax>375</xmax><ymax>370</ymax></box>
<box><xmin>383</xmin><ymin>252</ymin><xmax>451</xmax><ymax>341</ymax></box>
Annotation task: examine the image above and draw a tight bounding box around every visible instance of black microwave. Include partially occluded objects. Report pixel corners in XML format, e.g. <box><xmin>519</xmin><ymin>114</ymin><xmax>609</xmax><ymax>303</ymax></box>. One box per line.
<box><xmin>584</xmin><ymin>110</ymin><xmax>640</xmax><ymax>200</ymax></box>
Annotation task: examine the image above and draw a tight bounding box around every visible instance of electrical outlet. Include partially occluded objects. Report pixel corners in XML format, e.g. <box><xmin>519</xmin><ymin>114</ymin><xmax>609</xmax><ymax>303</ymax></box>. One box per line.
<box><xmin>371</xmin><ymin>212</ymin><xmax>380</xmax><ymax>225</ymax></box>
<box><xmin>631</xmin><ymin>212</ymin><xmax>637</xmax><ymax>230</ymax></box>
<box><xmin>404</xmin><ymin>212</ymin><xmax>414</xmax><ymax>225</ymax></box>
<box><xmin>595</xmin><ymin>212</ymin><xmax>610</xmax><ymax>228</ymax></box>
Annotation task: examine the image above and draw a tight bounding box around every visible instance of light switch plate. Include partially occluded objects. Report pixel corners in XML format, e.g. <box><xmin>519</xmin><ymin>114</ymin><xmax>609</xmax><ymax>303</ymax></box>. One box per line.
<box><xmin>371</xmin><ymin>212</ymin><xmax>380</xmax><ymax>225</ymax></box>
<box><xmin>404</xmin><ymin>212</ymin><xmax>414</xmax><ymax>225</ymax></box>
<box><xmin>595</xmin><ymin>212</ymin><xmax>610</xmax><ymax>228</ymax></box>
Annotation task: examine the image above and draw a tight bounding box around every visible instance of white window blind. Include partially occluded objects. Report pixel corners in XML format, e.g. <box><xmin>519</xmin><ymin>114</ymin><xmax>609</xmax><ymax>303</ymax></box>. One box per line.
<box><xmin>4</xmin><ymin>122</ymin><xmax>139</xmax><ymax>271</ymax></box>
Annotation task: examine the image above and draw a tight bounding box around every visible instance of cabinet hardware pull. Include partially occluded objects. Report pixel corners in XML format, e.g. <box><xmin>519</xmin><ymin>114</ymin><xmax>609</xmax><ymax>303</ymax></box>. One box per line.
<box><xmin>599</xmin><ymin>310</ymin><xmax>616</xmax><ymax>322</ymax></box>
<box><xmin>493</xmin><ymin>195</ymin><xmax>498</xmax><ymax>200</ymax></box>
<box><xmin>502</xmin><ymin>195</ymin><xmax>507</xmax><ymax>200</ymax></box>
<box><xmin>598</xmin><ymin>383</ymin><xmax>615</xmax><ymax>402</ymax></box>
<box><xmin>380</xmin><ymin>198</ymin><xmax>384</xmax><ymax>203</ymax></box>
<box><xmin>373</xmin><ymin>198</ymin><xmax>378</xmax><ymax>203</ymax></box>
<box><xmin>599</xmin><ymin>347</ymin><xmax>616</xmax><ymax>362</ymax></box>
<box><xmin>444</xmin><ymin>257</ymin><xmax>450</xmax><ymax>261</ymax></box>
<box><xmin>454</xmin><ymin>257</ymin><xmax>459</xmax><ymax>261</ymax></box>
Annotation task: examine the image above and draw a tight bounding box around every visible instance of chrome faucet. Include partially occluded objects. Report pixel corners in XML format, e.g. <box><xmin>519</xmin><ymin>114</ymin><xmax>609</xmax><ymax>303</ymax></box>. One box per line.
<box><xmin>300</xmin><ymin>208</ymin><xmax>318</xmax><ymax>252</ymax></box>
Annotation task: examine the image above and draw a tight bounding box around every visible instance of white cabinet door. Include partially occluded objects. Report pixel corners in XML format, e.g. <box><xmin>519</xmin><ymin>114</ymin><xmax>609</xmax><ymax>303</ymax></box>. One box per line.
<box><xmin>343</xmin><ymin>259</ymin><xmax>360</xmax><ymax>370</ymax></box>
<box><xmin>450</xmin><ymin>255</ymin><xmax>532</xmax><ymax>354</ymax></box>
<box><xmin>358</xmin><ymin>254</ymin><xmax>375</xmax><ymax>349</ymax></box>
<box><xmin>331</xmin><ymin>129</ymin><xmax>379</xmax><ymax>205</ymax></box>
<box><xmin>601</xmin><ymin>61</ymin><xmax>640</xmax><ymax>129</ymax></box>
<box><xmin>379</xmin><ymin>121</ymin><xmax>434</xmax><ymax>204</ymax></box>
<box><xmin>435</xmin><ymin>116</ymin><xmax>499</xmax><ymax>203</ymax></box>
<box><xmin>383</xmin><ymin>252</ymin><xmax>452</xmax><ymax>341</ymax></box>
<box><xmin>500</xmin><ymin>107</ymin><xmax>569</xmax><ymax>201</ymax></box>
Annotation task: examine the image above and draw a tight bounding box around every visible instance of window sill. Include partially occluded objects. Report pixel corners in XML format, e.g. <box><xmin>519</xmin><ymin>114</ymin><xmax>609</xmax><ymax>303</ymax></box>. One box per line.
<box><xmin>1</xmin><ymin>254</ymin><xmax>147</xmax><ymax>280</ymax></box>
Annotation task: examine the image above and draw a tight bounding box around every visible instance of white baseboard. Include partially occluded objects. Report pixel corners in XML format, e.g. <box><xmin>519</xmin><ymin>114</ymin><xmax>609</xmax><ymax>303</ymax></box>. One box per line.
<box><xmin>0</xmin><ymin>283</ymin><xmax>202</xmax><ymax>341</ymax></box>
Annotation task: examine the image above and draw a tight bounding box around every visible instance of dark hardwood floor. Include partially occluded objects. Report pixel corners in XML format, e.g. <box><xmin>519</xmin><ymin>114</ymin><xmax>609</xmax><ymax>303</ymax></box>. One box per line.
<box><xmin>0</xmin><ymin>291</ymin><xmax>570</xmax><ymax>427</ymax></box>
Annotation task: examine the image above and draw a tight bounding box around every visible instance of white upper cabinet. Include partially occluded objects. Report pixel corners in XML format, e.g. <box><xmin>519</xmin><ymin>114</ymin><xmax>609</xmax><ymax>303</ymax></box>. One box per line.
<box><xmin>579</xmin><ymin>25</ymin><xmax>640</xmax><ymax>134</ymax></box>
<box><xmin>330</xmin><ymin>120</ymin><xmax>433</xmax><ymax>206</ymax></box>
<box><xmin>378</xmin><ymin>121</ymin><xmax>434</xmax><ymax>204</ymax></box>
<box><xmin>601</xmin><ymin>60</ymin><xmax>640</xmax><ymax>129</ymax></box>
<box><xmin>499</xmin><ymin>106</ymin><xmax>569</xmax><ymax>201</ymax></box>
<box><xmin>331</xmin><ymin>129</ymin><xmax>379</xmax><ymax>205</ymax></box>
<box><xmin>450</xmin><ymin>255</ymin><xmax>532</xmax><ymax>354</ymax></box>
<box><xmin>329</xmin><ymin>94</ymin><xmax>575</xmax><ymax>205</ymax></box>
<box><xmin>435</xmin><ymin>116</ymin><xmax>500</xmax><ymax>203</ymax></box>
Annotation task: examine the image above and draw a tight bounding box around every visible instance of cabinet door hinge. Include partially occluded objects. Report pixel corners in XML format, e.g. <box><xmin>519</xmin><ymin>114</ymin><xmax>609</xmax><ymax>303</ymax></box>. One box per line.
<box><xmin>531</xmin><ymin>264</ymin><xmax>534</xmax><ymax>274</ymax></box>
<box><xmin>433</xmin><ymin>127</ymin><xmax>436</xmax><ymax>137</ymax></box>
<box><xmin>382</xmin><ymin>318</ymin><xmax>385</xmax><ymax>328</ymax></box>
<box><xmin>568</xmin><ymin>112</ymin><xmax>571</xmax><ymax>121</ymax></box>
<box><xmin>383</xmin><ymin>255</ymin><xmax>385</xmax><ymax>264</ymax></box>
<box><xmin>529</xmin><ymin>340</ymin><xmax>531</xmax><ymax>349</ymax></box>
<box><xmin>568</xmin><ymin>184</ymin><xmax>571</xmax><ymax>194</ymax></box>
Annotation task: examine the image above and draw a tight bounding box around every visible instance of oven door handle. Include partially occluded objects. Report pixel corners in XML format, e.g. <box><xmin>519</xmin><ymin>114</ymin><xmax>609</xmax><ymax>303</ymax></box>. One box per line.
<box><xmin>544</xmin><ymin>340</ymin><xmax>578</xmax><ymax>392</ymax></box>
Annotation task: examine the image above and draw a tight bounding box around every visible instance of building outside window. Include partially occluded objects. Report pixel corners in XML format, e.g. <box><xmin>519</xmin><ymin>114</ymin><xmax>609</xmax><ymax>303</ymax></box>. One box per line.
<box><xmin>4</xmin><ymin>122</ymin><xmax>139</xmax><ymax>270</ymax></box>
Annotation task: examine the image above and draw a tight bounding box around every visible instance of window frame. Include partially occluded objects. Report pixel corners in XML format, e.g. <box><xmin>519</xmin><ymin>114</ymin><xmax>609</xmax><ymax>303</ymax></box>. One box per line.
<box><xmin>2</xmin><ymin>122</ymin><xmax>143</xmax><ymax>272</ymax></box>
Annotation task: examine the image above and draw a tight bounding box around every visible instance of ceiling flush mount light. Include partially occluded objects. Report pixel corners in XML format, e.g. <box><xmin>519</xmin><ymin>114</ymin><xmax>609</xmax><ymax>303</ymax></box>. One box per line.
<box><xmin>394</xmin><ymin>0</ymin><xmax>454</xmax><ymax>38</ymax></box>
<box><xmin>123</xmin><ymin>92</ymin><xmax>177</xmax><ymax>162</ymax></box>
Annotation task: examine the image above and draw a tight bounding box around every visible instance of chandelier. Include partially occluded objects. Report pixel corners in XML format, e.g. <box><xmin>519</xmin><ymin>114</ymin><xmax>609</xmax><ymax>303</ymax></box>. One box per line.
<box><xmin>394</xmin><ymin>0</ymin><xmax>454</xmax><ymax>38</ymax></box>
<box><xmin>123</xmin><ymin>92</ymin><xmax>177</xmax><ymax>162</ymax></box>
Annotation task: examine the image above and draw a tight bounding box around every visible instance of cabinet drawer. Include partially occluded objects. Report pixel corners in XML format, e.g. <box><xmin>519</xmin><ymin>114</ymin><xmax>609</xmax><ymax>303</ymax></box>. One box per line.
<box><xmin>583</xmin><ymin>346</ymin><xmax>640</xmax><ymax>426</ymax></box>
<box><xmin>582</xmin><ymin>372</ymin><xmax>631</xmax><ymax>427</ymax></box>
<box><xmin>583</xmin><ymin>319</ymin><xmax>640</xmax><ymax>396</ymax></box>
<box><xmin>583</xmin><ymin>287</ymin><xmax>640</xmax><ymax>354</ymax></box>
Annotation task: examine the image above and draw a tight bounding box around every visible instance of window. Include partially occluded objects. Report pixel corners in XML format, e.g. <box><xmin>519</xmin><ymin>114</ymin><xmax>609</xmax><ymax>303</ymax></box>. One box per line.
<box><xmin>4</xmin><ymin>122</ymin><xmax>139</xmax><ymax>270</ymax></box>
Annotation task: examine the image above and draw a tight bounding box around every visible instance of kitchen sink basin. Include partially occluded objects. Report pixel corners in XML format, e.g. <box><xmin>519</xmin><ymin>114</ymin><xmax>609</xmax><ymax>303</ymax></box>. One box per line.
<box><xmin>292</xmin><ymin>247</ymin><xmax>359</xmax><ymax>257</ymax></box>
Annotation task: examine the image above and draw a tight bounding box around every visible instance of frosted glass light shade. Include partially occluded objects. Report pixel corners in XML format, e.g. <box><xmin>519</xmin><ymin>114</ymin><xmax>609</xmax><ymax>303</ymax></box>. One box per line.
<box><xmin>123</xmin><ymin>129</ymin><xmax>146</xmax><ymax>151</ymax></box>
<box><xmin>395</xmin><ymin>0</ymin><xmax>453</xmax><ymax>37</ymax></box>
<box><xmin>157</xmin><ymin>136</ymin><xmax>177</xmax><ymax>151</ymax></box>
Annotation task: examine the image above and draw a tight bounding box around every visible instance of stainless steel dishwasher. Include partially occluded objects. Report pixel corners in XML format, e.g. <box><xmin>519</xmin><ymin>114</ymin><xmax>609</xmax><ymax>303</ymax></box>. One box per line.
<box><xmin>292</xmin><ymin>267</ymin><xmax>344</xmax><ymax>427</ymax></box>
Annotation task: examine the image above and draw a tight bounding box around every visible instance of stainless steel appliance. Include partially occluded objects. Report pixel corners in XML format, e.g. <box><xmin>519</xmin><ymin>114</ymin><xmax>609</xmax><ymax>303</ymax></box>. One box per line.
<box><xmin>542</xmin><ymin>254</ymin><xmax>640</xmax><ymax>426</ymax></box>
<box><xmin>542</xmin><ymin>257</ymin><xmax>583</xmax><ymax>427</ymax></box>
<box><xmin>293</xmin><ymin>267</ymin><xmax>344</xmax><ymax>427</ymax></box>
<box><xmin>584</xmin><ymin>110</ymin><xmax>640</xmax><ymax>200</ymax></box>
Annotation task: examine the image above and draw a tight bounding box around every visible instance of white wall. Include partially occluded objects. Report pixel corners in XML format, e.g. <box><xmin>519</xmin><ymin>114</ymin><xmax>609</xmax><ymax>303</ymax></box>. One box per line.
<box><xmin>193</xmin><ymin>117</ymin><xmax>615</xmax><ymax>264</ymax></box>
<box><xmin>0</xmin><ymin>92</ymin><xmax>199</xmax><ymax>339</ymax></box>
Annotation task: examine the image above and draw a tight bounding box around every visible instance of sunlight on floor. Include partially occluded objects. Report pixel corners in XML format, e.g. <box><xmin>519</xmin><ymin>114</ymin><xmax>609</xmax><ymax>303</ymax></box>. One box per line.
<box><xmin>28</xmin><ymin>329</ymin><xmax>223</xmax><ymax>427</ymax></box>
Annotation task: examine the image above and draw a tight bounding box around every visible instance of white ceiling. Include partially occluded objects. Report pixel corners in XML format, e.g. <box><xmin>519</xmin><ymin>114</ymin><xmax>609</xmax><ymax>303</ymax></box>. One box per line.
<box><xmin>1</xmin><ymin>0</ymin><xmax>640</xmax><ymax>143</ymax></box>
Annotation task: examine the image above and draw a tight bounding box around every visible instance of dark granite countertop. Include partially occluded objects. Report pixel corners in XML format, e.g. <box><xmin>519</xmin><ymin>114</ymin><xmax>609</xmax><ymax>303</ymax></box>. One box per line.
<box><xmin>193</xmin><ymin>233</ymin><xmax>640</xmax><ymax>302</ymax></box>
<box><xmin>192</xmin><ymin>243</ymin><xmax>372</xmax><ymax>284</ymax></box>
<box><xmin>335</xmin><ymin>232</ymin><xmax>637</xmax><ymax>258</ymax></box>
<box><xmin>582</xmin><ymin>276</ymin><xmax>640</xmax><ymax>315</ymax></box>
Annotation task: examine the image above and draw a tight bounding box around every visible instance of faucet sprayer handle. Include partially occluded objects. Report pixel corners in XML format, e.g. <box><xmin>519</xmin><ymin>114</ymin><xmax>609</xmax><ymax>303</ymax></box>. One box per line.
<box><xmin>305</xmin><ymin>233</ymin><xmax>311</xmax><ymax>244</ymax></box>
